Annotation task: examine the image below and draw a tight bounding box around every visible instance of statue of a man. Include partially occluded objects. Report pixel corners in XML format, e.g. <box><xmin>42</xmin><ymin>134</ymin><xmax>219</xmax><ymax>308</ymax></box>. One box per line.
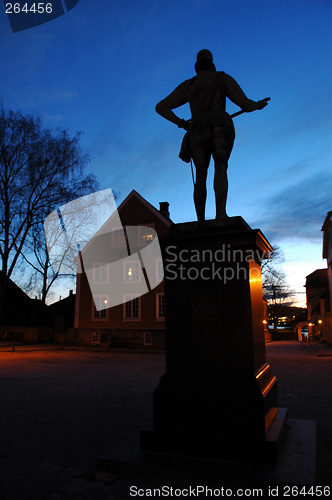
<box><xmin>155</xmin><ymin>49</ymin><xmax>269</xmax><ymax>221</ymax></box>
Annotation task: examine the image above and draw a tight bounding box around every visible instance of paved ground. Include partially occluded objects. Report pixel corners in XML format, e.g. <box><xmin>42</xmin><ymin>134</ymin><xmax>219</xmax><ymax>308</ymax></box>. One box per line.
<box><xmin>266</xmin><ymin>342</ymin><xmax>332</xmax><ymax>487</ymax></box>
<box><xmin>0</xmin><ymin>341</ymin><xmax>331</xmax><ymax>498</ymax></box>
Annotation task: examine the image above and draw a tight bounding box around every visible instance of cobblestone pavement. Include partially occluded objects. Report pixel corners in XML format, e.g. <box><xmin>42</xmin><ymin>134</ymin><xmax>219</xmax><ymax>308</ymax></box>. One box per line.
<box><xmin>0</xmin><ymin>341</ymin><xmax>331</xmax><ymax>498</ymax></box>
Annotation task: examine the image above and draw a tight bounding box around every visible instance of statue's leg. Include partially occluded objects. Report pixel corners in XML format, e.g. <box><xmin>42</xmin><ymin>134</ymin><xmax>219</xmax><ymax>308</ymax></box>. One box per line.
<box><xmin>190</xmin><ymin>133</ymin><xmax>210</xmax><ymax>221</ymax></box>
<box><xmin>214</xmin><ymin>160</ymin><xmax>228</xmax><ymax>219</ymax></box>
<box><xmin>212</xmin><ymin>127</ymin><xmax>235</xmax><ymax>219</ymax></box>
<box><xmin>194</xmin><ymin>165</ymin><xmax>208</xmax><ymax>221</ymax></box>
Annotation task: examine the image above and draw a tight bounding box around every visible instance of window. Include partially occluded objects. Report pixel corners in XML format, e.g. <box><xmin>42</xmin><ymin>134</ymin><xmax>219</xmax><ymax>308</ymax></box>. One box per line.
<box><xmin>144</xmin><ymin>331</ymin><xmax>152</xmax><ymax>346</ymax></box>
<box><xmin>92</xmin><ymin>296</ymin><xmax>109</xmax><ymax>319</ymax></box>
<box><xmin>124</xmin><ymin>260</ymin><xmax>141</xmax><ymax>282</ymax></box>
<box><xmin>156</xmin><ymin>293</ymin><xmax>165</xmax><ymax>321</ymax></box>
<box><xmin>139</xmin><ymin>225</ymin><xmax>155</xmax><ymax>246</ymax></box>
<box><xmin>91</xmin><ymin>331</ymin><xmax>99</xmax><ymax>343</ymax></box>
<box><xmin>91</xmin><ymin>330</ymin><xmax>108</xmax><ymax>343</ymax></box>
<box><xmin>111</xmin><ymin>227</ymin><xmax>126</xmax><ymax>247</ymax></box>
<box><xmin>93</xmin><ymin>263</ymin><xmax>109</xmax><ymax>283</ymax></box>
<box><xmin>123</xmin><ymin>295</ymin><xmax>140</xmax><ymax>320</ymax></box>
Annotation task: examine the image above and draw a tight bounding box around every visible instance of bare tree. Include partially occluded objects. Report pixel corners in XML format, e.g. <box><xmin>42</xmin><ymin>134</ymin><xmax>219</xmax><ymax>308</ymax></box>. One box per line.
<box><xmin>261</xmin><ymin>246</ymin><xmax>295</xmax><ymax>329</ymax></box>
<box><xmin>21</xmin><ymin>188</ymin><xmax>118</xmax><ymax>304</ymax></box>
<box><xmin>261</xmin><ymin>245</ymin><xmax>283</xmax><ymax>276</ymax></box>
<box><xmin>0</xmin><ymin>102</ymin><xmax>97</xmax><ymax>318</ymax></box>
<box><xmin>20</xmin><ymin>206</ymin><xmax>81</xmax><ymax>304</ymax></box>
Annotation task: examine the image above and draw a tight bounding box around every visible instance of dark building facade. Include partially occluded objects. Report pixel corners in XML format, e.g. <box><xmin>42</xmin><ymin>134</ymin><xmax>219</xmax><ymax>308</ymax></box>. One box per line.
<box><xmin>74</xmin><ymin>190</ymin><xmax>171</xmax><ymax>349</ymax></box>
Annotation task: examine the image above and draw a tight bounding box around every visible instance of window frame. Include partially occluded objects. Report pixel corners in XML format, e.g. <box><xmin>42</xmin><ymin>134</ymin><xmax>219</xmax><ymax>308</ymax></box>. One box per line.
<box><xmin>111</xmin><ymin>226</ymin><xmax>127</xmax><ymax>248</ymax></box>
<box><xmin>138</xmin><ymin>224</ymin><xmax>155</xmax><ymax>247</ymax></box>
<box><xmin>91</xmin><ymin>330</ymin><xmax>108</xmax><ymax>343</ymax></box>
<box><xmin>123</xmin><ymin>260</ymin><xmax>141</xmax><ymax>283</ymax></box>
<box><xmin>92</xmin><ymin>262</ymin><xmax>109</xmax><ymax>284</ymax></box>
<box><xmin>144</xmin><ymin>331</ymin><xmax>152</xmax><ymax>346</ymax></box>
<box><xmin>156</xmin><ymin>292</ymin><xmax>165</xmax><ymax>321</ymax></box>
<box><xmin>123</xmin><ymin>294</ymin><xmax>141</xmax><ymax>321</ymax></box>
<box><xmin>92</xmin><ymin>295</ymin><xmax>109</xmax><ymax>320</ymax></box>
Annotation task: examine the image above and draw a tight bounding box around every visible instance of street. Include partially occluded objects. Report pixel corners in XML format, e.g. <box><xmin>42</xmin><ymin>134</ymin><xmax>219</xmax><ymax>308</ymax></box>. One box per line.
<box><xmin>0</xmin><ymin>341</ymin><xmax>331</xmax><ymax>498</ymax></box>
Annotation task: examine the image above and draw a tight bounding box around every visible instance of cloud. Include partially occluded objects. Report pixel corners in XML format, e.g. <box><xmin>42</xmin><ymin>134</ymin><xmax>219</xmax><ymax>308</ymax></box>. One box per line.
<box><xmin>252</xmin><ymin>170</ymin><xmax>332</xmax><ymax>243</ymax></box>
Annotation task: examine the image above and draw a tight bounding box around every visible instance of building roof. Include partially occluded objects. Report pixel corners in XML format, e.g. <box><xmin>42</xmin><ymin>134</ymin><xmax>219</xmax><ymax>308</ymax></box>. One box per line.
<box><xmin>75</xmin><ymin>189</ymin><xmax>171</xmax><ymax>265</ymax></box>
<box><xmin>116</xmin><ymin>190</ymin><xmax>172</xmax><ymax>226</ymax></box>
<box><xmin>305</xmin><ymin>268</ymin><xmax>329</xmax><ymax>288</ymax></box>
<box><xmin>0</xmin><ymin>276</ymin><xmax>31</xmax><ymax>303</ymax></box>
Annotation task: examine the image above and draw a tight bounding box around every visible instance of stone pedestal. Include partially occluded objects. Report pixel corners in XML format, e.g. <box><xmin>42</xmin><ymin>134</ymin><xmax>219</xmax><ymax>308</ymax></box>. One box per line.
<box><xmin>141</xmin><ymin>217</ymin><xmax>283</xmax><ymax>462</ymax></box>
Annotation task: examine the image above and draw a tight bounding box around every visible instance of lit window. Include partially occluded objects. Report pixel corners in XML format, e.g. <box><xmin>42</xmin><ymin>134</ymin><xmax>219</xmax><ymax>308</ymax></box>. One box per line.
<box><xmin>123</xmin><ymin>295</ymin><xmax>140</xmax><ymax>320</ymax></box>
<box><xmin>156</xmin><ymin>293</ymin><xmax>165</xmax><ymax>320</ymax></box>
<box><xmin>139</xmin><ymin>225</ymin><xmax>155</xmax><ymax>245</ymax></box>
<box><xmin>92</xmin><ymin>296</ymin><xmax>109</xmax><ymax>319</ymax></box>
<box><xmin>124</xmin><ymin>261</ymin><xmax>140</xmax><ymax>282</ymax></box>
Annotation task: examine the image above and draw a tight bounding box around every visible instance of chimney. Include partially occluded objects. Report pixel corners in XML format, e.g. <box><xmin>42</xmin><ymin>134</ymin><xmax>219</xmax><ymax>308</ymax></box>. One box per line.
<box><xmin>159</xmin><ymin>201</ymin><xmax>170</xmax><ymax>219</ymax></box>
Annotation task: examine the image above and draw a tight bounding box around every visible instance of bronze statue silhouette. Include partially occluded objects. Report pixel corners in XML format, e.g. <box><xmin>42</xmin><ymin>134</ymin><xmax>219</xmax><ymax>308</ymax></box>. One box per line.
<box><xmin>156</xmin><ymin>49</ymin><xmax>270</xmax><ymax>221</ymax></box>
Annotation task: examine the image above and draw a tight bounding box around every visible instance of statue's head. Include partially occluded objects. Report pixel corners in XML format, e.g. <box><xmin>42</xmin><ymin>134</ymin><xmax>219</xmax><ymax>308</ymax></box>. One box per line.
<box><xmin>195</xmin><ymin>49</ymin><xmax>216</xmax><ymax>73</ymax></box>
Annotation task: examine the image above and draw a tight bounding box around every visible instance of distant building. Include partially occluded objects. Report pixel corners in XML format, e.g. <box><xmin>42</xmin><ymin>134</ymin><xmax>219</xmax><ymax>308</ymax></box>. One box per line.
<box><xmin>305</xmin><ymin>211</ymin><xmax>332</xmax><ymax>343</ymax></box>
<box><xmin>321</xmin><ymin>211</ymin><xmax>332</xmax><ymax>342</ymax></box>
<box><xmin>305</xmin><ymin>269</ymin><xmax>329</xmax><ymax>319</ymax></box>
<box><xmin>73</xmin><ymin>190</ymin><xmax>171</xmax><ymax>349</ymax></box>
<box><xmin>0</xmin><ymin>277</ymin><xmax>48</xmax><ymax>341</ymax></box>
<box><xmin>48</xmin><ymin>290</ymin><xmax>76</xmax><ymax>343</ymax></box>
<box><xmin>305</xmin><ymin>269</ymin><xmax>329</xmax><ymax>340</ymax></box>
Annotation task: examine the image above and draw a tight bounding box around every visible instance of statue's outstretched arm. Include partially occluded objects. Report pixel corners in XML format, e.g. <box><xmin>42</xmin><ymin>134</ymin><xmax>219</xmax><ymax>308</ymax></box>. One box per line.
<box><xmin>223</xmin><ymin>73</ymin><xmax>269</xmax><ymax>112</ymax></box>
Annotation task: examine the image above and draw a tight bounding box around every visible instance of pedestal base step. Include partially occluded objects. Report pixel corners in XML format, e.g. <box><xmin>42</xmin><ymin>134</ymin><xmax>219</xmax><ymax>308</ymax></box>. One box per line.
<box><xmin>97</xmin><ymin>417</ymin><xmax>316</xmax><ymax>487</ymax></box>
<box><xmin>140</xmin><ymin>408</ymin><xmax>287</xmax><ymax>464</ymax></box>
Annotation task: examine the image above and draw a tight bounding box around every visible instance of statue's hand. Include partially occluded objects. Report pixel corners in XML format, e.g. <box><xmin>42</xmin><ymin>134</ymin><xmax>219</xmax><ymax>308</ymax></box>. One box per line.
<box><xmin>178</xmin><ymin>119</ymin><xmax>191</xmax><ymax>131</ymax></box>
<box><xmin>183</xmin><ymin>120</ymin><xmax>191</xmax><ymax>131</ymax></box>
<box><xmin>256</xmin><ymin>97</ymin><xmax>270</xmax><ymax>110</ymax></box>
<box><xmin>244</xmin><ymin>98</ymin><xmax>270</xmax><ymax>112</ymax></box>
